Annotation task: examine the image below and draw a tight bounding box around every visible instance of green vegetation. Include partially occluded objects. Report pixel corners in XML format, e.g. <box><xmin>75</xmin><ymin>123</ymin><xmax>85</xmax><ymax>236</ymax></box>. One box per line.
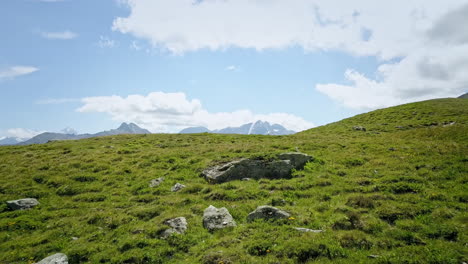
<box><xmin>0</xmin><ymin>98</ymin><xmax>467</xmax><ymax>263</ymax></box>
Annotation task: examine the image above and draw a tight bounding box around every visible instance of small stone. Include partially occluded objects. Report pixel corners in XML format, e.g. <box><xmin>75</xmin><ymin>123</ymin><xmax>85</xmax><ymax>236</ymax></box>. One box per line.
<box><xmin>6</xmin><ymin>198</ymin><xmax>39</xmax><ymax>210</ymax></box>
<box><xmin>353</xmin><ymin>126</ymin><xmax>366</xmax><ymax>131</ymax></box>
<box><xmin>171</xmin><ymin>183</ymin><xmax>186</xmax><ymax>192</ymax></box>
<box><xmin>242</xmin><ymin>178</ymin><xmax>251</xmax><ymax>181</ymax></box>
<box><xmin>36</xmin><ymin>253</ymin><xmax>68</xmax><ymax>264</ymax></box>
<box><xmin>161</xmin><ymin>217</ymin><xmax>188</xmax><ymax>238</ymax></box>
<box><xmin>294</xmin><ymin>227</ymin><xmax>324</xmax><ymax>233</ymax></box>
<box><xmin>203</xmin><ymin>205</ymin><xmax>236</xmax><ymax>231</ymax></box>
<box><xmin>149</xmin><ymin>177</ymin><xmax>164</xmax><ymax>187</ymax></box>
<box><xmin>247</xmin><ymin>206</ymin><xmax>290</xmax><ymax>222</ymax></box>
<box><xmin>71</xmin><ymin>237</ymin><xmax>78</xmax><ymax>241</ymax></box>
<box><xmin>367</xmin><ymin>255</ymin><xmax>380</xmax><ymax>259</ymax></box>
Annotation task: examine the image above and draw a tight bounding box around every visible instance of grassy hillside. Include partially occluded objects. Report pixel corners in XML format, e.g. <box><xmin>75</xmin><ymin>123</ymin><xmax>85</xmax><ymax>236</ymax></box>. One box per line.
<box><xmin>0</xmin><ymin>98</ymin><xmax>467</xmax><ymax>264</ymax></box>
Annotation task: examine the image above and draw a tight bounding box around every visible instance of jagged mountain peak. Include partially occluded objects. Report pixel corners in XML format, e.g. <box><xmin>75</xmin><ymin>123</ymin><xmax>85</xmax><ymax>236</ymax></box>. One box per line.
<box><xmin>179</xmin><ymin>120</ymin><xmax>295</xmax><ymax>135</ymax></box>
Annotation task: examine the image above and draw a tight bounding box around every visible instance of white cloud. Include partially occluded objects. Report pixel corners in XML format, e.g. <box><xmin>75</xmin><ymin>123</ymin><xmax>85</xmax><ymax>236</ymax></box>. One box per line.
<box><xmin>113</xmin><ymin>0</ymin><xmax>468</xmax><ymax>109</ymax></box>
<box><xmin>97</xmin><ymin>36</ymin><xmax>116</xmax><ymax>48</ymax></box>
<box><xmin>130</xmin><ymin>40</ymin><xmax>142</xmax><ymax>50</ymax></box>
<box><xmin>5</xmin><ymin>128</ymin><xmax>44</xmax><ymax>140</ymax></box>
<box><xmin>41</xmin><ymin>30</ymin><xmax>78</xmax><ymax>40</ymax></box>
<box><xmin>316</xmin><ymin>4</ymin><xmax>468</xmax><ymax>109</ymax></box>
<box><xmin>0</xmin><ymin>66</ymin><xmax>39</xmax><ymax>81</ymax></box>
<box><xmin>225</xmin><ymin>65</ymin><xmax>239</xmax><ymax>71</ymax></box>
<box><xmin>77</xmin><ymin>92</ymin><xmax>313</xmax><ymax>132</ymax></box>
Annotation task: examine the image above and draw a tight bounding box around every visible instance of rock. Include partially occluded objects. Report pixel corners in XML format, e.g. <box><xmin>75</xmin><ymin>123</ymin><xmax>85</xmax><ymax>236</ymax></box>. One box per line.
<box><xmin>271</xmin><ymin>198</ymin><xmax>287</xmax><ymax>206</ymax></box>
<box><xmin>203</xmin><ymin>205</ymin><xmax>236</xmax><ymax>231</ymax></box>
<box><xmin>35</xmin><ymin>253</ymin><xmax>68</xmax><ymax>264</ymax></box>
<box><xmin>367</xmin><ymin>255</ymin><xmax>380</xmax><ymax>259</ymax></box>
<box><xmin>353</xmin><ymin>126</ymin><xmax>366</xmax><ymax>131</ymax></box>
<box><xmin>202</xmin><ymin>152</ymin><xmax>313</xmax><ymax>183</ymax></box>
<box><xmin>149</xmin><ymin>177</ymin><xmax>164</xmax><ymax>187</ymax></box>
<box><xmin>161</xmin><ymin>217</ymin><xmax>188</xmax><ymax>238</ymax></box>
<box><xmin>71</xmin><ymin>237</ymin><xmax>78</xmax><ymax>241</ymax></box>
<box><xmin>247</xmin><ymin>206</ymin><xmax>290</xmax><ymax>222</ymax></box>
<box><xmin>277</xmin><ymin>152</ymin><xmax>312</xmax><ymax>169</ymax></box>
<box><xmin>171</xmin><ymin>183</ymin><xmax>186</xmax><ymax>192</ymax></box>
<box><xmin>242</xmin><ymin>178</ymin><xmax>251</xmax><ymax>181</ymax></box>
<box><xmin>6</xmin><ymin>198</ymin><xmax>39</xmax><ymax>210</ymax></box>
<box><xmin>294</xmin><ymin>227</ymin><xmax>324</xmax><ymax>233</ymax></box>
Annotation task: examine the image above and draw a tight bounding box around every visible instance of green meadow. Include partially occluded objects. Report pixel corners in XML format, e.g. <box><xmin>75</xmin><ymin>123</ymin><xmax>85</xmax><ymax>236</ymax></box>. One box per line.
<box><xmin>0</xmin><ymin>98</ymin><xmax>467</xmax><ymax>263</ymax></box>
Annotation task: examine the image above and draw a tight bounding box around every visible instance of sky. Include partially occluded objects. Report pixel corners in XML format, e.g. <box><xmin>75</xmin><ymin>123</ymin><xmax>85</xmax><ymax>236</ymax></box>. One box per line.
<box><xmin>1</xmin><ymin>0</ymin><xmax>467</xmax><ymax>139</ymax></box>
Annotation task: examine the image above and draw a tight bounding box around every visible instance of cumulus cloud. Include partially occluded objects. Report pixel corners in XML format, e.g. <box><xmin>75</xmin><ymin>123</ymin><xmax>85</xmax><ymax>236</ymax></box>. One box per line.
<box><xmin>77</xmin><ymin>92</ymin><xmax>313</xmax><ymax>132</ymax></box>
<box><xmin>317</xmin><ymin>4</ymin><xmax>468</xmax><ymax>109</ymax></box>
<box><xmin>113</xmin><ymin>0</ymin><xmax>468</xmax><ymax>109</ymax></box>
<box><xmin>0</xmin><ymin>66</ymin><xmax>39</xmax><ymax>81</ymax></box>
<box><xmin>41</xmin><ymin>30</ymin><xmax>78</xmax><ymax>40</ymax></box>
<box><xmin>5</xmin><ymin>128</ymin><xmax>44</xmax><ymax>140</ymax></box>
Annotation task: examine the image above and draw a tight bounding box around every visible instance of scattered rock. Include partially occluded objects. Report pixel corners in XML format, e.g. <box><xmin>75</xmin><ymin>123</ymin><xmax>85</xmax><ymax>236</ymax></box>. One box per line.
<box><xmin>202</xmin><ymin>152</ymin><xmax>313</xmax><ymax>183</ymax></box>
<box><xmin>271</xmin><ymin>198</ymin><xmax>287</xmax><ymax>206</ymax></box>
<box><xmin>35</xmin><ymin>253</ymin><xmax>68</xmax><ymax>264</ymax></box>
<box><xmin>131</xmin><ymin>229</ymin><xmax>144</xmax><ymax>234</ymax></box>
<box><xmin>6</xmin><ymin>198</ymin><xmax>39</xmax><ymax>210</ymax></box>
<box><xmin>247</xmin><ymin>205</ymin><xmax>290</xmax><ymax>222</ymax></box>
<box><xmin>367</xmin><ymin>255</ymin><xmax>380</xmax><ymax>259</ymax></box>
<box><xmin>203</xmin><ymin>205</ymin><xmax>236</xmax><ymax>231</ymax></box>
<box><xmin>443</xmin><ymin>121</ymin><xmax>456</xmax><ymax>127</ymax></box>
<box><xmin>242</xmin><ymin>178</ymin><xmax>251</xmax><ymax>181</ymax></box>
<box><xmin>71</xmin><ymin>237</ymin><xmax>78</xmax><ymax>241</ymax></box>
<box><xmin>294</xmin><ymin>227</ymin><xmax>324</xmax><ymax>233</ymax></box>
<box><xmin>161</xmin><ymin>217</ymin><xmax>188</xmax><ymax>238</ymax></box>
<box><xmin>353</xmin><ymin>126</ymin><xmax>366</xmax><ymax>131</ymax></box>
<box><xmin>171</xmin><ymin>183</ymin><xmax>186</xmax><ymax>192</ymax></box>
<box><xmin>149</xmin><ymin>177</ymin><xmax>164</xmax><ymax>187</ymax></box>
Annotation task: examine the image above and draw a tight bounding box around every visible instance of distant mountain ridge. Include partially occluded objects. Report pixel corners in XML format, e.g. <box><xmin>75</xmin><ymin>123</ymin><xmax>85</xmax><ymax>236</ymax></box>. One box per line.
<box><xmin>16</xmin><ymin>123</ymin><xmax>150</xmax><ymax>145</ymax></box>
<box><xmin>179</xmin><ymin>121</ymin><xmax>295</xmax><ymax>135</ymax></box>
<box><xmin>0</xmin><ymin>137</ymin><xmax>23</xmax><ymax>146</ymax></box>
<box><xmin>459</xmin><ymin>92</ymin><xmax>468</xmax><ymax>99</ymax></box>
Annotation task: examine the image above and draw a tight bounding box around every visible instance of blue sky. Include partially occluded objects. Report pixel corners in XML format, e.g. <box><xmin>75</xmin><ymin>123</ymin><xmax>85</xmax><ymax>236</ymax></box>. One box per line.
<box><xmin>1</xmin><ymin>0</ymin><xmax>467</xmax><ymax>138</ymax></box>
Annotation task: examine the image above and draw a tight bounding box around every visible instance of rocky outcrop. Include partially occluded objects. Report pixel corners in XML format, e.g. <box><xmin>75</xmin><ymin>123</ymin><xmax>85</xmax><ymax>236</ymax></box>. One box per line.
<box><xmin>161</xmin><ymin>217</ymin><xmax>188</xmax><ymax>238</ymax></box>
<box><xmin>247</xmin><ymin>206</ymin><xmax>290</xmax><ymax>222</ymax></box>
<box><xmin>202</xmin><ymin>152</ymin><xmax>312</xmax><ymax>183</ymax></box>
<box><xmin>149</xmin><ymin>177</ymin><xmax>164</xmax><ymax>187</ymax></box>
<box><xmin>35</xmin><ymin>253</ymin><xmax>68</xmax><ymax>264</ymax></box>
<box><xmin>171</xmin><ymin>183</ymin><xmax>186</xmax><ymax>192</ymax></box>
<box><xmin>6</xmin><ymin>198</ymin><xmax>39</xmax><ymax>210</ymax></box>
<box><xmin>202</xmin><ymin>205</ymin><xmax>236</xmax><ymax>231</ymax></box>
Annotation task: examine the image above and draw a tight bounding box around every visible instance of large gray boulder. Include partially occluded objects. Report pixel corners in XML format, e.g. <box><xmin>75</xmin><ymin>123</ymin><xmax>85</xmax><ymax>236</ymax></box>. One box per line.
<box><xmin>6</xmin><ymin>198</ymin><xmax>39</xmax><ymax>210</ymax></box>
<box><xmin>203</xmin><ymin>205</ymin><xmax>236</xmax><ymax>231</ymax></box>
<box><xmin>161</xmin><ymin>217</ymin><xmax>188</xmax><ymax>238</ymax></box>
<box><xmin>202</xmin><ymin>152</ymin><xmax>312</xmax><ymax>183</ymax></box>
<box><xmin>247</xmin><ymin>206</ymin><xmax>290</xmax><ymax>222</ymax></box>
<box><xmin>35</xmin><ymin>253</ymin><xmax>68</xmax><ymax>264</ymax></box>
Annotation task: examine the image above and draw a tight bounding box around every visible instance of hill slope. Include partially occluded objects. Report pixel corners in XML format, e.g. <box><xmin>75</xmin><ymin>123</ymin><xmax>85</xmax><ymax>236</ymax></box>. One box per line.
<box><xmin>0</xmin><ymin>98</ymin><xmax>467</xmax><ymax>264</ymax></box>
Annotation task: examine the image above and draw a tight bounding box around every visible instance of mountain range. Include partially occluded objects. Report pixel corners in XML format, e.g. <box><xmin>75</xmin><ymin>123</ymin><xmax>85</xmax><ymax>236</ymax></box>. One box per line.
<box><xmin>14</xmin><ymin>123</ymin><xmax>151</xmax><ymax>146</ymax></box>
<box><xmin>179</xmin><ymin>121</ymin><xmax>295</xmax><ymax>135</ymax></box>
